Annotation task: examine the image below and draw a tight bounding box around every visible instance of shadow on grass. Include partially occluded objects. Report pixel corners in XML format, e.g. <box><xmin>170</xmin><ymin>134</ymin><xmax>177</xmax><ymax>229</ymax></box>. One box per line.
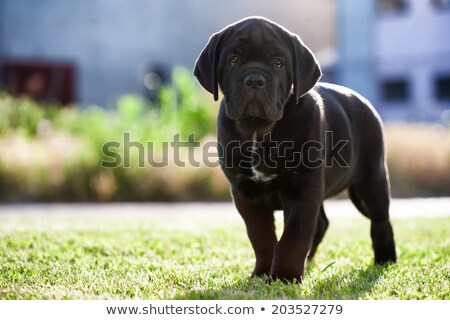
<box><xmin>173</xmin><ymin>264</ymin><xmax>391</xmax><ymax>299</ymax></box>
<box><xmin>304</xmin><ymin>264</ymin><xmax>391</xmax><ymax>299</ymax></box>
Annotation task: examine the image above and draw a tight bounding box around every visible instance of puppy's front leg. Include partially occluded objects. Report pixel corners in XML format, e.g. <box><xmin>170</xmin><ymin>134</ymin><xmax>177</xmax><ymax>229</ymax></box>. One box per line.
<box><xmin>232</xmin><ymin>188</ymin><xmax>277</xmax><ymax>277</ymax></box>
<box><xmin>270</xmin><ymin>187</ymin><xmax>322</xmax><ymax>282</ymax></box>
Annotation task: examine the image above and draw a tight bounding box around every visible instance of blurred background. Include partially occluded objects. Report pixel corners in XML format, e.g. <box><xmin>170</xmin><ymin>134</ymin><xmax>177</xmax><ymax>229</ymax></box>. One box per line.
<box><xmin>0</xmin><ymin>0</ymin><xmax>449</xmax><ymax>202</ymax></box>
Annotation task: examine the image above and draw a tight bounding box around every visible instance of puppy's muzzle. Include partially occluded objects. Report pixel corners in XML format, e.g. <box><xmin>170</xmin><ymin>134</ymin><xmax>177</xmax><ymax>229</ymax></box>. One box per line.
<box><xmin>241</xmin><ymin>72</ymin><xmax>268</xmax><ymax>118</ymax></box>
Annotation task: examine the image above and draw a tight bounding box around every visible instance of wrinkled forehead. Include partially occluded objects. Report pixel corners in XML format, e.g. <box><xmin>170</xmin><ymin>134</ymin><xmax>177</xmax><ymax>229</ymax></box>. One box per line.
<box><xmin>225</xmin><ymin>19</ymin><xmax>290</xmax><ymax>52</ymax></box>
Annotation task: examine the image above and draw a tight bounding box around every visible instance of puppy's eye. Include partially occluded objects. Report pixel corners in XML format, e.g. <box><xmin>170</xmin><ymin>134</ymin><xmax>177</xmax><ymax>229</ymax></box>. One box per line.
<box><xmin>273</xmin><ymin>58</ymin><xmax>283</xmax><ymax>67</ymax></box>
<box><xmin>229</xmin><ymin>55</ymin><xmax>239</xmax><ymax>65</ymax></box>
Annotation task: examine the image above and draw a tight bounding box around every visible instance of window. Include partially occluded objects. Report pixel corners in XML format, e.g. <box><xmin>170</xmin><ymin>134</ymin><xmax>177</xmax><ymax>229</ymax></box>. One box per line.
<box><xmin>432</xmin><ymin>0</ymin><xmax>450</xmax><ymax>9</ymax></box>
<box><xmin>1</xmin><ymin>60</ymin><xmax>76</xmax><ymax>105</ymax></box>
<box><xmin>381</xmin><ymin>79</ymin><xmax>410</xmax><ymax>102</ymax></box>
<box><xmin>378</xmin><ymin>0</ymin><xmax>408</xmax><ymax>14</ymax></box>
<box><xmin>435</xmin><ymin>75</ymin><xmax>450</xmax><ymax>101</ymax></box>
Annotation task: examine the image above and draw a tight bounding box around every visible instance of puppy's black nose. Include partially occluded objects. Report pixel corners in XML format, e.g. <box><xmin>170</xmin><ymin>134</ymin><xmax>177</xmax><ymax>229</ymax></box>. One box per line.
<box><xmin>244</xmin><ymin>74</ymin><xmax>266</xmax><ymax>91</ymax></box>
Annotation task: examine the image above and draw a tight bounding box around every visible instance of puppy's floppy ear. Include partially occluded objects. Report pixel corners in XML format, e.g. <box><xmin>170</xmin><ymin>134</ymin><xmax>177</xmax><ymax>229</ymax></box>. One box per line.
<box><xmin>290</xmin><ymin>34</ymin><xmax>322</xmax><ymax>102</ymax></box>
<box><xmin>194</xmin><ymin>31</ymin><xmax>223</xmax><ymax>101</ymax></box>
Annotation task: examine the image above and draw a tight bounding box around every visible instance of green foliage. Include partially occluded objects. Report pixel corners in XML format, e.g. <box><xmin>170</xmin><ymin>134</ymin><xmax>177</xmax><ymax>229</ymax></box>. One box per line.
<box><xmin>0</xmin><ymin>214</ymin><xmax>448</xmax><ymax>299</ymax></box>
<box><xmin>0</xmin><ymin>67</ymin><xmax>216</xmax><ymax>143</ymax></box>
<box><xmin>0</xmin><ymin>94</ymin><xmax>45</xmax><ymax>137</ymax></box>
<box><xmin>0</xmin><ymin>67</ymin><xmax>224</xmax><ymax>202</ymax></box>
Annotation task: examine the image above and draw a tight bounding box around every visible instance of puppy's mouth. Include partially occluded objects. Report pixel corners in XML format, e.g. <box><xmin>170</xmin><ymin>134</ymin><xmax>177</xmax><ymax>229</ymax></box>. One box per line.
<box><xmin>226</xmin><ymin>94</ymin><xmax>281</xmax><ymax>133</ymax></box>
<box><xmin>235</xmin><ymin>99</ymin><xmax>281</xmax><ymax>133</ymax></box>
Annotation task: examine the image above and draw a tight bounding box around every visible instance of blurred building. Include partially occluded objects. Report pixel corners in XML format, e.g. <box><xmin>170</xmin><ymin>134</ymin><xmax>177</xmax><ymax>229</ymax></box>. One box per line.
<box><xmin>0</xmin><ymin>0</ymin><xmax>335</xmax><ymax>107</ymax></box>
<box><xmin>337</xmin><ymin>0</ymin><xmax>450</xmax><ymax>122</ymax></box>
<box><xmin>2</xmin><ymin>0</ymin><xmax>448</xmax><ymax>123</ymax></box>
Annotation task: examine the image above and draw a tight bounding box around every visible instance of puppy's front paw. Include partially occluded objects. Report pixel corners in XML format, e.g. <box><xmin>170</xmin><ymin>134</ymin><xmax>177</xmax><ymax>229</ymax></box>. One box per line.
<box><xmin>270</xmin><ymin>265</ymin><xmax>304</xmax><ymax>284</ymax></box>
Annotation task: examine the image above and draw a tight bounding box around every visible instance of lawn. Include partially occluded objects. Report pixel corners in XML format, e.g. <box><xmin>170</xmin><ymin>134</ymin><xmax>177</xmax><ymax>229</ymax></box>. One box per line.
<box><xmin>0</xmin><ymin>210</ymin><xmax>449</xmax><ymax>299</ymax></box>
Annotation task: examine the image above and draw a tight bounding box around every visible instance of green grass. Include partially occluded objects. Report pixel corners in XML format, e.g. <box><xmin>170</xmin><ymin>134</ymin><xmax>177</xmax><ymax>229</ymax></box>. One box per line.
<box><xmin>0</xmin><ymin>213</ymin><xmax>449</xmax><ymax>299</ymax></box>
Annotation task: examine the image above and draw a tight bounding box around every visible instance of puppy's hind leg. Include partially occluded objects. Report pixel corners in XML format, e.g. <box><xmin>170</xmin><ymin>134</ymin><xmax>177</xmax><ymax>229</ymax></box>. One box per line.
<box><xmin>307</xmin><ymin>205</ymin><xmax>329</xmax><ymax>260</ymax></box>
<box><xmin>349</xmin><ymin>165</ymin><xmax>396</xmax><ymax>264</ymax></box>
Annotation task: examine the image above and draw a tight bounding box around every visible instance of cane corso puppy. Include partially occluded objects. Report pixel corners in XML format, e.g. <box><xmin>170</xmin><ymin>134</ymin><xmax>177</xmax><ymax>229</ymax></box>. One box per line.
<box><xmin>194</xmin><ymin>16</ymin><xmax>396</xmax><ymax>282</ymax></box>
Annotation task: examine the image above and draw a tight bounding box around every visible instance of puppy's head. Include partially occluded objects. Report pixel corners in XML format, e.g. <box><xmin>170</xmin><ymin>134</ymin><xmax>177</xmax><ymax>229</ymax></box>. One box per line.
<box><xmin>194</xmin><ymin>16</ymin><xmax>322</xmax><ymax>134</ymax></box>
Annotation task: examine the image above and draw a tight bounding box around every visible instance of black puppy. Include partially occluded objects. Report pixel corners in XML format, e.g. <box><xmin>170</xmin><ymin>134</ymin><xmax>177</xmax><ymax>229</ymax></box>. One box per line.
<box><xmin>194</xmin><ymin>16</ymin><xmax>396</xmax><ymax>282</ymax></box>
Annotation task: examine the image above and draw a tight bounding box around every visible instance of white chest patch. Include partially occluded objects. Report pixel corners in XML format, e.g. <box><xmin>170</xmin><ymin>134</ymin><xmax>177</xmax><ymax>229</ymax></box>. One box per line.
<box><xmin>250</xmin><ymin>167</ymin><xmax>278</xmax><ymax>183</ymax></box>
<box><xmin>248</xmin><ymin>131</ymin><xmax>278</xmax><ymax>183</ymax></box>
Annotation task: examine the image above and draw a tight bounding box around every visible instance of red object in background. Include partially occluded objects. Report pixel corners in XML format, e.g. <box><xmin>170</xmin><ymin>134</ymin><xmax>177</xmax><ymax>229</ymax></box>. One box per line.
<box><xmin>1</xmin><ymin>60</ymin><xmax>76</xmax><ymax>105</ymax></box>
